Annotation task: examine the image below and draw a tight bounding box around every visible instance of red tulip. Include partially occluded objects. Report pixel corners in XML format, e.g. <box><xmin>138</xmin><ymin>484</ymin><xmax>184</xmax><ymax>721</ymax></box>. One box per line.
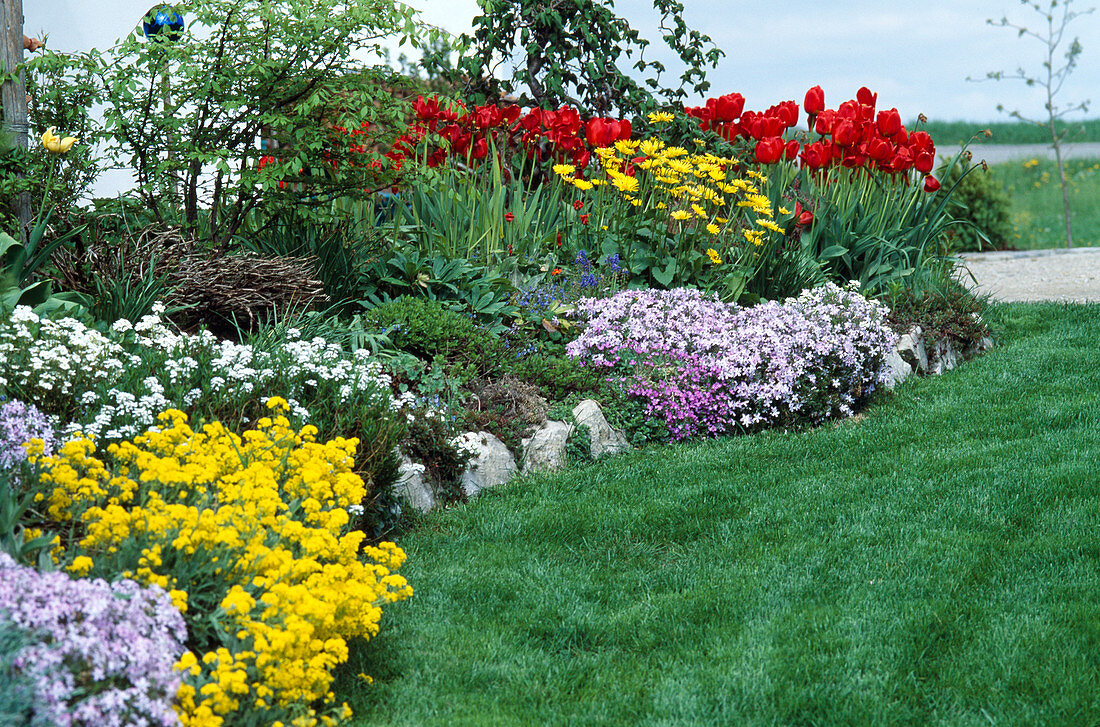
<box><xmin>427</xmin><ymin>148</ymin><xmax>447</xmax><ymax>168</ymax></box>
<box><xmin>814</xmin><ymin>109</ymin><xmax>837</xmax><ymax>136</ymax></box>
<box><xmin>914</xmin><ymin>151</ymin><xmax>934</xmax><ymax>174</ymax></box>
<box><xmin>833</xmin><ymin>119</ymin><xmax>859</xmax><ymax>147</ymax></box>
<box><xmin>413</xmin><ymin>95</ymin><xmax>442</xmax><ymax>121</ymax></box>
<box><xmin>784</xmin><ymin>139</ymin><xmax>800</xmax><ymax>161</ymax></box>
<box><xmin>793</xmin><ymin>201</ymin><xmax>814</xmax><ymax>226</ymax></box>
<box><xmin>876</xmin><ymin>108</ymin><xmax>902</xmax><ymax>138</ymax></box>
<box><xmin>769</xmin><ymin>100</ymin><xmax>800</xmax><ymax>128</ymax></box>
<box><xmin>866</xmin><ymin>137</ymin><xmax>893</xmax><ymax>162</ymax></box>
<box><xmin>473</xmin><ymin>105</ymin><xmax>501</xmax><ymax>129</ymax></box>
<box><xmin>800</xmin><ymin>141</ymin><xmax>830</xmax><ymax>170</ymax></box>
<box><xmin>714</xmin><ymin>93</ymin><xmax>745</xmax><ymax>122</ymax></box>
<box><xmin>754</xmin><ymin>137</ymin><xmax>785</xmax><ymax>164</ymax></box>
<box><xmin>923</xmin><ymin>175</ymin><xmax>941</xmax><ymax>192</ymax></box>
<box><xmin>908</xmin><ymin>130</ymin><xmax>934</xmax><ymax>153</ymax></box>
<box><xmin>584</xmin><ymin>117</ymin><xmax>631</xmax><ymax>147</ymax></box>
<box><xmin>889</xmin><ymin>147</ymin><xmax>913</xmax><ymax>172</ymax></box>
<box><xmin>804</xmin><ymin>86</ymin><xmax>825</xmax><ymax>116</ymax></box>
<box><xmin>857</xmin><ymin>86</ymin><xmax>877</xmax><ymax>112</ymax></box>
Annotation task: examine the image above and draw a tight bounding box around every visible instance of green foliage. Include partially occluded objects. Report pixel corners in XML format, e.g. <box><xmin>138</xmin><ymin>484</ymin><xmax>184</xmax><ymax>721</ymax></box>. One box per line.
<box><xmin>0</xmin><ymin>227</ymin><xmax>89</xmax><ymax>317</ymax></box>
<box><xmin>0</xmin><ymin>468</ymin><xmax>54</xmax><ymax>570</ymax></box>
<box><xmin>599</xmin><ymin>382</ymin><xmax>670</xmax><ymax>447</ymax></box>
<box><xmin>361</xmin><ymin>296</ymin><xmax>506</xmax><ymax>377</ymax></box>
<box><xmin>504</xmin><ymin>349</ymin><xmax>602</xmax><ymax>402</ymax></box>
<box><xmin>885</xmin><ymin>279</ymin><xmax>992</xmax><ymax>349</ymax></box>
<box><xmin>360</xmin><ymin>249</ymin><xmax>520</xmax><ymax>332</ymax></box>
<box><xmin>402</xmin><ymin>415</ymin><xmax>469</xmax><ymax>505</ymax></box>
<box><xmin>800</xmin><ymin>150</ymin><xmax>974</xmax><ymax>297</ymax></box>
<box><xmin>433</xmin><ymin>0</ymin><xmax>723</xmax><ymax>118</ymax></box>
<box><xmin>7</xmin><ymin>50</ymin><xmax>102</xmax><ymax>223</ymax></box>
<box><xmin>79</xmin><ymin>0</ymin><xmax>439</xmax><ymax>243</ymax></box>
<box><xmin>938</xmin><ymin>162</ymin><xmax>1014</xmax><ymax>252</ymax></box>
<box><xmin>393</xmin><ymin>154</ymin><xmax>565</xmax><ymax>264</ymax></box>
<box><xmin>565</xmin><ymin>422</ymin><xmax>593</xmax><ymax>465</ymax></box>
<box><xmin>741</xmin><ymin>234</ymin><xmax>827</xmax><ymax>303</ymax></box>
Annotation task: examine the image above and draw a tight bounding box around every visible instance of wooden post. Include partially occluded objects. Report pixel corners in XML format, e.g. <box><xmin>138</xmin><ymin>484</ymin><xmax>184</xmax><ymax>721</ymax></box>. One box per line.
<box><xmin>0</xmin><ymin>0</ymin><xmax>31</xmax><ymax>242</ymax></box>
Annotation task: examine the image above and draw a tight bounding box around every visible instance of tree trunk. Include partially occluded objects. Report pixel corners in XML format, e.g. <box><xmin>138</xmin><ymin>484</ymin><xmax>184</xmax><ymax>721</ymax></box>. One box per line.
<box><xmin>0</xmin><ymin>0</ymin><xmax>32</xmax><ymax>242</ymax></box>
<box><xmin>1051</xmin><ymin>127</ymin><xmax>1074</xmax><ymax>249</ymax></box>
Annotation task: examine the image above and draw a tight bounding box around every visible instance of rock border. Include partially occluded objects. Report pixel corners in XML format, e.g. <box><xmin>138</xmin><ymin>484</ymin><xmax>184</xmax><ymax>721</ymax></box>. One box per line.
<box><xmin>395</xmin><ymin>332</ymin><xmax>993</xmax><ymax>513</ymax></box>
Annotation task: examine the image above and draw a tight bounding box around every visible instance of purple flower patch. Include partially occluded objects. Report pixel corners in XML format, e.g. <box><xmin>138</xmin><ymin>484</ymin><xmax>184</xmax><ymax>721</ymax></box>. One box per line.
<box><xmin>0</xmin><ymin>553</ymin><xmax>186</xmax><ymax>727</ymax></box>
<box><xmin>567</xmin><ymin>283</ymin><xmax>898</xmax><ymax>439</ymax></box>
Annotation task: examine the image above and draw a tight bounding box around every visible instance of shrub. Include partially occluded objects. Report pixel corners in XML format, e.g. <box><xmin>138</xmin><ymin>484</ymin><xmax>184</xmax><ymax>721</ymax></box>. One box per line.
<box><xmin>361</xmin><ymin>296</ymin><xmax>506</xmax><ymax>376</ymax></box>
<box><xmin>939</xmin><ymin>162</ymin><xmax>1014</xmax><ymax>251</ymax></box>
<box><xmin>886</xmin><ymin>279</ymin><xmax>991</xmax><ymax>348</ymax></box>
<box><xmin>567</xmin><ymin>283</ymin><xmax>897</xmax><ymax>440</ymax></box>
<box><xmin>32</xmin><ymin>402</ymin><xmax>413</xmax><ymax>726</ymax></box>
<box><xmin>0</xmin><ymin>553</ymin><xmax>187</xmax><ymax>727</ymax></box>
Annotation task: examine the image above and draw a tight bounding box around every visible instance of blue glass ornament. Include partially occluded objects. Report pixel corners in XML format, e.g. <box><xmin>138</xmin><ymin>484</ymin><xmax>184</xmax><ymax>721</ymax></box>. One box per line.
<box><xmin>143</xmin><ymin>4</ymin><xmax>186</xmax><ymax>42</ymax></box>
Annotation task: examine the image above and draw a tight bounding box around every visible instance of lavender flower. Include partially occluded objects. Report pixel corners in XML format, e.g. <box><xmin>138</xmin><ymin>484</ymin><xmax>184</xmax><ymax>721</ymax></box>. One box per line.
<box><xmin>0</xmin><ymin>399</ymin><xmax>58</xmax><ymax>474</ymax></box>
<box><xmin>0</xmin><ymin>552</ymin><xmax>186</xmax><ymax>727</ymax></box>
<box><xmin>567</xmin><ymin>283</ymin><xmax>897</xmax><ymax>439</ymax></box>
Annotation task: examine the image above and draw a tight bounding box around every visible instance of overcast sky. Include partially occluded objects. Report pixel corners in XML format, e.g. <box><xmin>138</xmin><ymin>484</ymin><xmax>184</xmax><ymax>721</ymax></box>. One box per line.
<box><xmin>25</xmin><ymin>0</ymin><xmax>1100</xmax><ymax>123</ymax></box>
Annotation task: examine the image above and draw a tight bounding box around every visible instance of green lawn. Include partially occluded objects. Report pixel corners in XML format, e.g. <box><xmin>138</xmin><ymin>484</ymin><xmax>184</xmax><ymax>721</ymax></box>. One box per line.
<box><xmin>341</xmin><ymin>303</ymin><xmax>1100</xmax><ymax>727</ymax></box>
<box><xmin>988</xmin><ymin>157</ymin><xmax>1100</xmax><ymax>250</ymax></box>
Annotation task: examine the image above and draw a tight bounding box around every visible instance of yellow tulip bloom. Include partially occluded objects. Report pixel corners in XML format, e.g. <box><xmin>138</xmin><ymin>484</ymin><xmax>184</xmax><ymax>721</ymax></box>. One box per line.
<box><xmin>41</xmin><ymin>126</ymin><xmax>78</xmax><ymax>154</ymax></box>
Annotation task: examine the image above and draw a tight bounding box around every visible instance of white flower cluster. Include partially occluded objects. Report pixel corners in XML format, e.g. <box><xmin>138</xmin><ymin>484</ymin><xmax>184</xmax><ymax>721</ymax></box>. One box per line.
<box><xmin>450</xmin><ymin>431</ymin><xmax>484</xmax><ymax>460</ymax></box>
<box><xmin>0</xmin><ymin>307</ymin><xmax>136</xmax><ymax>403</ymax></box>
<box><xmin>1</xmin><ymin>305</ymin><xmax>407</xmax><ymax>443</ymax></box>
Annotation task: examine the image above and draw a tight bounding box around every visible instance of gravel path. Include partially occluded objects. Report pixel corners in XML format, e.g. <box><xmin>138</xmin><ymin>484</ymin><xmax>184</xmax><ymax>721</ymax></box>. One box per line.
<box><xmin>949</xmin><ymin>142</ymin><xmax>1100</xmax><ymax>303</ymax></box>
<box><xmin>959</xmin><ymin>247</ymin><xmax>1100</xmax><ymax>303</ymax></box>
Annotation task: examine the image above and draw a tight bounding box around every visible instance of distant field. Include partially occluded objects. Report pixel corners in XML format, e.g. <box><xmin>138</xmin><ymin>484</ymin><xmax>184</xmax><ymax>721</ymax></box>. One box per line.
<box><xmin>917</xmin><ymin>118</ymin><xmax>1100</xmax><ymax>146</ymax></box>
<box><xmin>987</xmin><ymin>156</ymin><xmax>1100</xmax><ymax>249</ymax></box>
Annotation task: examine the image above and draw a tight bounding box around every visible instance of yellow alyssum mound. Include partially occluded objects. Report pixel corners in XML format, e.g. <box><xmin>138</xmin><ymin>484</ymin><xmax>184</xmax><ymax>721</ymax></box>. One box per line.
<box><xmin>33</xmin><ymin>398</ymin><xmax>412</xmax><ymax>727</ymax></box>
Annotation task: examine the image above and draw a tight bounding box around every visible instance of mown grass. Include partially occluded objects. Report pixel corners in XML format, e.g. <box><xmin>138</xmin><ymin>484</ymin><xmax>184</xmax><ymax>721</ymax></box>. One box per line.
<box><xmin>919</xmin><ymin>118</ymin><xmax>1100</xmax><ymax>146</ymax></box>
<box><xmin>986</xmin><ymin>156</ymin><xmax>1100</xmax><ymax>249</ymax></box>
<box><xmin>339</xmin><ymin>303</ymin><xmax>1100</xmax><ymax>726</ymax></box>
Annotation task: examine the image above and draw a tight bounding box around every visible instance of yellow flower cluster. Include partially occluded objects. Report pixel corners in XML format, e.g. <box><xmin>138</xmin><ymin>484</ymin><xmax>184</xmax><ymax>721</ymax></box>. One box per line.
<box><xmin>35</xmin><ymin>399</ymin><xmax>412</xmax><ymax>727</ymax></box>
<box><xmin>553</xmin><ymin>137</ymin><xmax>778</xmax><ymax>258</ymax></box>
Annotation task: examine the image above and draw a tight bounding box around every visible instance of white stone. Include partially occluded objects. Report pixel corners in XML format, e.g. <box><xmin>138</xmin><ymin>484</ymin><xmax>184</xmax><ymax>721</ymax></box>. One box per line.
<box><xmin>455</xmin><ymin>431</ymin><xmax>517</xmax><ymax>497</ymax></box>
<box><xmin>882</xmin><ymin>348</ymin><xmax>912</xmax><ymax>389</ymax></box>
<box><xmin>896</xmin><ymin>325</ymin><xmax>928</xmax><ymax>374</ymax></box>
<box><xmin>521</xmin><ymin>420</ymin><xmax>573</xmax><ymax>474</ymax></box>
<box><xmin>571</xmin><ymin>399</ymin><xmax>631</xmax><ymax>459</ymax></box>
<box><xmin>929</xmin><ymin>339</ymin><xmax>960</xmax><ymax>376</ymax></box>
<box><xmin>965</xmin><ymin>336</ymin><xmax>994</xmax><ymax>359</ymax></box>
<box><xmin>394</xmin><ymin>455</ymin><xmax>434</xmax><ymax>513</ymax></box>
